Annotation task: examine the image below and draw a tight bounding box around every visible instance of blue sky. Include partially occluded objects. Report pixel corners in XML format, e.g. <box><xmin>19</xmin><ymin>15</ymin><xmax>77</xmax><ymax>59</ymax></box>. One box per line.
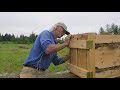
<box><xmin>0</xmin><ymin>12</ymin><xmax>120</xmax><ymax>37</ymax></box>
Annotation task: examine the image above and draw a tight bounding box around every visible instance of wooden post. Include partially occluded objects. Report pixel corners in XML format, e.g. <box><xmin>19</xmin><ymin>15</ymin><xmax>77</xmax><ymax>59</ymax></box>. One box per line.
<box><xmin>86</xmin><ymin>33</ymin><xmax>96</xmax><ymax>78</ymax></box>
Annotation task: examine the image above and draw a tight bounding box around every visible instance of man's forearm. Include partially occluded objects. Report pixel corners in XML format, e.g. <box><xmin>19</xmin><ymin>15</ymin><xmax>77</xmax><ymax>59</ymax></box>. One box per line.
<box><xmin>45</xmin><ymin>43</ymin><xmax>68</xmax><ymax>54</ymax></box>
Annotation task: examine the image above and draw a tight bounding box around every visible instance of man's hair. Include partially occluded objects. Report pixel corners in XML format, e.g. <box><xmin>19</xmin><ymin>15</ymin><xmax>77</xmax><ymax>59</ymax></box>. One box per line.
<box><xmin>49</xmin><ymin>25</ymin><xmax>61</xmax><ymax>32</ymax></box>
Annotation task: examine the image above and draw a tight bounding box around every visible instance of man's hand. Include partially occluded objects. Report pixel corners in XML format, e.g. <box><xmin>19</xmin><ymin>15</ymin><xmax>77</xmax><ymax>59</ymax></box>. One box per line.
<box><xmin>64</xmin><ymin>35</ymin><xmax>72</xmax><ymax>47</ymax></box>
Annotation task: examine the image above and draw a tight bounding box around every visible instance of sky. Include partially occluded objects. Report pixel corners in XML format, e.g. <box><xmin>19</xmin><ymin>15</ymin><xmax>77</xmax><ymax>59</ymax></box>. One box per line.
<box><xmin>0</xmin><ymin>12</ymin><xmax>120</xmax><ymax>37</ymax></box>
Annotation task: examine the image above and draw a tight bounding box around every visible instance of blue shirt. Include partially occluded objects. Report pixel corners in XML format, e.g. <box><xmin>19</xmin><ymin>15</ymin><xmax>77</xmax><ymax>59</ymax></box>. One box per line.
<box><xmin>24</xmin><ymin>30</ymin><xmax>64</xmax><ymax>69</ymax></box>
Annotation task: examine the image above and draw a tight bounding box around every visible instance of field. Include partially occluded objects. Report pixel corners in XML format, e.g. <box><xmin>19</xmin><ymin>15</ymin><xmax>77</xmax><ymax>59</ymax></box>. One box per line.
<box><xmin>0</xmin><ymin>44</ymin><xmax>69</xmax><ymax>75</ymax></box>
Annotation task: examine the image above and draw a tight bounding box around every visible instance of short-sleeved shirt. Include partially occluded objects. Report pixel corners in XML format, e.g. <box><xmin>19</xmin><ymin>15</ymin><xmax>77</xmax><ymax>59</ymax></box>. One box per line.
<box><xmin>23</xmin><ymin>30</ymin><xmax>65</xmax><ymax>69</ymax></box>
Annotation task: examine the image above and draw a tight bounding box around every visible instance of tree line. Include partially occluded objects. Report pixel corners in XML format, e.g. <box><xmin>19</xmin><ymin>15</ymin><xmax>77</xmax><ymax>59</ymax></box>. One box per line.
<box><xmin>0</xmin><ymin>32</ymin><xmax>64</xmax><ymax>44</ymax></box>
<box><xmin>0</xmin><ymin>32</ymin><xmax>38</xmax><ymax>44</ymax></box>
<box><xmin>99</xmin><ymin>23</ymin><xmax>120</xmax><ymax>35</ymax></box>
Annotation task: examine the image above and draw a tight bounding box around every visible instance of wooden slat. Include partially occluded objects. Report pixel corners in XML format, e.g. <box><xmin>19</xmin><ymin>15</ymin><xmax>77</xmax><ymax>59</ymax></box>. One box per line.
<box><xmin>68</xmin><ymin>63</ymin><xmax>93</xmax><ymax>78</ymax></box>
<box><xmin>70</xmin><ymin>48</ymin><xmax>77</xmax><ymax>65</ymax></box>
<box><xmin>70</xmin><ymin>34</ymin><xmax>88</xmax><ymax>41</ymax></box>
<box><xmin>96</xmin><ymin>69</ymin><xmax>120</xmax><ymax>78</ymax></box>
<box><xmin>69</xmin><ymin>40</ymin><xmax>87</xmax><ymax>49</ymax></box>
<box><xmin>69</xmin><ymin>40</ymin><xmax>93</xmax><ymax>49</ymax></box>
<box><xmin>86</xmin><ymin>33</ymin><xmax>96</xmax><ymax>78</ymax></box>
<box><xmin>77</xmin><ymin>49</ymin><xmax>87</xmax><ymax>69</ymax></box>
<box><xmin>95</xmin><ymin>35</ymin><xmax>120</xmax><ymax>44</ymax></box>
<box><xmin>95</xmin><ymin>47</ymin><xmax>120</xmax><ymax>68</ymax></box>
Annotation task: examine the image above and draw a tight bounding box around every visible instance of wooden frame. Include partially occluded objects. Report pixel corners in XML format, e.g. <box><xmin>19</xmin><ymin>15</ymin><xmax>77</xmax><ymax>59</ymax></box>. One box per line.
<box><xmin>68</xmin><ymin>33</ymin><xmax>120</xmax><ymax>78</ymax></box>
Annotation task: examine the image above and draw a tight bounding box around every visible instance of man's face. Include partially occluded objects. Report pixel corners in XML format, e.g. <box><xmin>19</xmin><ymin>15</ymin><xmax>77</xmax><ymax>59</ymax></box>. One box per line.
<box><xmin>56</xmin><ymin>26</ymin><xmax>66</xmax><ymax>38</ymax></box>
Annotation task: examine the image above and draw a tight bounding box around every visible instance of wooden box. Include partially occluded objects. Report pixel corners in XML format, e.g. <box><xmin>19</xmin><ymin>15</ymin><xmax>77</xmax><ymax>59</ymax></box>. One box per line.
<box><xmin>68</xmin><ymin>33</ymin><xmax>120</xmax><ymax>78</ymax></box>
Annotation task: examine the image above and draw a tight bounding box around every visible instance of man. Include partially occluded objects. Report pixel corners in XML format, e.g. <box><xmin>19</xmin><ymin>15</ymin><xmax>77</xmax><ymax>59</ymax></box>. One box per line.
<box><xmin>20</xmin><ymin>22</ymin><xmax>71</xmax><ymax>78</ymax></box>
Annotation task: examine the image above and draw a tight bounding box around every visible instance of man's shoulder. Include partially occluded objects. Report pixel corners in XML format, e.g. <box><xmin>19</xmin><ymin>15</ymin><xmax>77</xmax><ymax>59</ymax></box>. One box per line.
<box><xmin>38</xmin><ymin>30</ymin><xmax>51</xmax><ymax>38</ymax></box>
<box><xmin>41</xmin><ymin>30</ymin><xmax>50</xmax><ymax>35</ymax></box>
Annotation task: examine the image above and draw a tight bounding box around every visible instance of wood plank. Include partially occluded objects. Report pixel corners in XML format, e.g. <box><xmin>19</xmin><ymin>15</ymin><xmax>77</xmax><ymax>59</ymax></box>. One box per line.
<box><xmin>67</xmin><ymin>63</ymin><xmax>93</xmax><ymax>78</ymax></box>
<box><xmin>95</xmin><ymin>47</ymin><xmax>120</xmax><ymax>68</ymax></box>
<box><xmin>77</xmin><ymin>49</ymin><xmax>87</xmax><ymax>69</ymax></box>
<box><xmin>96</xmin><ymin>69</ymin><xmax>120</xmax><ymax>78</ymax></box>
<box><xmin>70</xmin><ymin>48</ymin><xmax>77</xmax><ymax>65</ymax></box>
<box><xmin>95</xmin><ymin>35</ymin><xmax>120</xmax><ymax>44</ymax></box>
<box><xmin>86</xmin><ymin>33</ymin><xmax>96</xmax><ymax>77</ymax></box>
<box><xmin>70</xmin><ymin>34</ymin><xmax>88</xmax><ymax>41</ymax></box>
<box><xmin>69</xmin><ymin>40</ymin><xmax>93</xmax><ymax>49</ymax></box>
<box><xmin>69</xmin><ymin>40</ymin><xmax>87</xmax><ymax>49</ymax></box>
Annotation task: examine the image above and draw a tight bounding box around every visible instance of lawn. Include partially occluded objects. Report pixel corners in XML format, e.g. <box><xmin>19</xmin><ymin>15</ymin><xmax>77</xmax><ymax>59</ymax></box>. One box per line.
<box><xmin>0</xmin><ymin>44</ymin><xmax>69</xmax><ymax>74</ymax></box>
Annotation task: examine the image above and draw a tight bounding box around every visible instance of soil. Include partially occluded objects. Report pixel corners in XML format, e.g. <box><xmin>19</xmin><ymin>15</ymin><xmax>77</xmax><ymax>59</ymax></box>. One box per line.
<box><xmin>0</xmin><ymin>70</ymin><xmax>79</xmax><ymax>78</ymax></box>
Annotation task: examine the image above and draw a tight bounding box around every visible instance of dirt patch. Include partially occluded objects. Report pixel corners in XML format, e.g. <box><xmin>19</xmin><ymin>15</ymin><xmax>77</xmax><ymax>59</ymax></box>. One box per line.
<box><xmin>0</xmin><ymin>71</ymin><xmax>78</xmax><ymax>78</ymax></box>
<box><xmin>0</xmin><ymin>73</ymin><xmax>19</xmax><ymax>78</ymax></box>
<box><xmin>37</xmin><ymin>70</ymin><xmax>79</xmax><ymax>78</ymax></box>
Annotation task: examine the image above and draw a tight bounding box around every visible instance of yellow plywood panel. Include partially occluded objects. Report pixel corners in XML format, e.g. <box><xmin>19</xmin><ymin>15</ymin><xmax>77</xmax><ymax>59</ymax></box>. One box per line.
<box><xmin>70</xmin><ymin>48</ymin><xmax>77</xmax><ymax>65</ymax></box>
<box><xmin>69</xmin><ymin>40</ymin><xmax>87</xmax><ymax>49</ymax></box>
<box><xmin>68</xmin><ymin>63</ymin><xmax>93</xmax><ymax>78</ymax></box>
<box><xmin>95</xmin><ymin>47</ymin><xmax>120</xmax><ymax>68</ymax></box>
<box><xmin>96</xmin><ymin>69</ymin><xmax>120</xmax><ymax>78</ymax></box>
<box><xmin>70</xmin><ymin>34</ymin><xmax>88</xmax><ymax>41</ymax></box>
<box><xmin>95</xmin><ymin>35</ymin><xmax>120</xmax><ymax>44</ymax></box>
<box><xmin>77</xmin><ymin>49</ymin><xmax>87</xmax><ymax>69</ymax></box>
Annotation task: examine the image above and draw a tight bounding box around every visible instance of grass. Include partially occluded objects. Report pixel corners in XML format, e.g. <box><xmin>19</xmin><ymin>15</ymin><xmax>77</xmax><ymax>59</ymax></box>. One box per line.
<box><xmin>48</xmin><ymin>47</ymin><xmax>69</xmax><ymax>72</ymax></box>
<box><xmin>0</xmin><ymin>44</ymin><xmax>69</xmax><ymax>74</ymax></box>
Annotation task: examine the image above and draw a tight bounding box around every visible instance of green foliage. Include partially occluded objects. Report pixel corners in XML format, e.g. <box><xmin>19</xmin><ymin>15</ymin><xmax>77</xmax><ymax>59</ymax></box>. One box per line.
<box><xmin>29</xmin><ymin>32</ymin><xmax>37</xmax><ymax>43</ymax></box>
<box><xmin>56</xmin><ymin>38</ymin><xmax>64</xmax><ymax>44</ymax></box>
<box><xmin>0</xmin><ymin>32</ymin><xmax>37</xmax><ymax>44</ymax></box>
<box><xmin>99</xmin><ymin>23</ymin><xmax>120</xmax><ymax>35</ymax></box>
<box><xmin>0</xmin><ymin>33</ymin><xmax>2</xmax><ymax>42</ymax></box>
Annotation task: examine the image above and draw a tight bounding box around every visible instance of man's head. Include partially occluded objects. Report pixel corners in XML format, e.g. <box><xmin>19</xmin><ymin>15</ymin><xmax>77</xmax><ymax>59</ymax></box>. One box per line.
<box><xmin>54</xmin><ymin>22</ymin><xmax>70</xmax><ymax>35</ymax></box>
<box><xmin>51</xmin><ymin>22</ymin><xmax>70</xmax><ymax>38</ymax></box>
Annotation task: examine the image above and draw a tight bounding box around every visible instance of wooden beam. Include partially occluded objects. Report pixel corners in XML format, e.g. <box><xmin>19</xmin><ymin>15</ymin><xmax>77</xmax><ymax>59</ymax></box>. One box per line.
<box><xmin>95</xmin><ymin>35</ymin><xmax>120</xmax><ymax>44</ymax></box>
<box><xmin>96</xmin><ymin>69</ymin><xmax>120</xmax><ymax>78</ymax></box>
<box><xmin>95</xmin><ymin>47</ymin><xmax>120</xmax><ymax>68</ymax></box>
<box><xmin>77</xmin><ymin>49</ymin><xmax>87</xmax><ymax>69</ymax></box>
<box><xmin>70</xmin><ymin>49</ymin><xmax>78</xmax><ymax>65</ymax></box>
<box><xmin>69</xmin><ymin>40</ymin><xmax>93</xmax><ymax>49</ymax></box>
<box><xmin>67</xmin><ymin>63</ymin><xmax>93</xmax><ymax>78</ymax></box>
<box><xmin>86</xmin><ymin>33</ymin><xmax>96</xmax><ymax>77</ymax></box>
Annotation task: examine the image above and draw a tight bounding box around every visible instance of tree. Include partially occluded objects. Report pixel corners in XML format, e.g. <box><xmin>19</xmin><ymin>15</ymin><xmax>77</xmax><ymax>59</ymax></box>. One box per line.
<box><xmin>19</xmin><ymin>34</ymin><xmax>26</xmax><ymax>44</ymax></box>
<box><xmin>29</xmin><ymin>32</ymin><xmax>36</xmax><ymax>43</ymax></box>
<box><xmin>118</xmin><ymin>26</ymin><xmax>120</xmax><ymax>34</ymax></box>
<box><xmin>11</xmin><ymin>34</ymin><xmax>15</xmax><ymax>42</ymax></box>
<box><xmin>99</xmin><ymin>23</ymin><xmax>120</xmax><ymax>35</ymax></box>
<box><xmin>99</xmin><ymin>27</ymin><xmax>105</xmax><ymax>34</ymax></box>
<box><xmin>111</xmin><ymin>24</ymin><xmax>119</xmax><ymax>35</ymax></box>
<box><xmin>4</xmin><ymin>33</ymin><xmax>8</xmax><ymax>41</ymax></box>
<box><xmin>0</xmin><ymin>33</ymin><xmax>2</xmax><ymax>42</ymax></box>
<box><xmin>0</xmin><ymin>32</ymin><xmax>38</xmax><ymax>44</ymax></box>
<box><xmin>106</xmin><ymin>24</ymin><xmax>113</xmax><ymax>34</ymax></box>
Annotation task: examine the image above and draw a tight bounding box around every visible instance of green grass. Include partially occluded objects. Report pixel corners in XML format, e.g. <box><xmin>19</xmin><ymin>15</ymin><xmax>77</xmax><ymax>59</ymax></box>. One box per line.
<box><xmin>48</xmin><ymin>47</ymin><xmax>69</xmax><ymax>72</ymax></box>
<box><xmin>0</xmin><ymin>44</ymin><xmax>69</xmax><ymax>74</ymax></box>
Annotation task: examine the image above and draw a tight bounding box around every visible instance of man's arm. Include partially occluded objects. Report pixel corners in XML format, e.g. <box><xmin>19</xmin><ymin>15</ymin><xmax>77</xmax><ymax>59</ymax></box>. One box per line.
<box><xmin>45</xmin><ymin>35</ymin><xmax>71</xmax><ymax>54</ymax></box>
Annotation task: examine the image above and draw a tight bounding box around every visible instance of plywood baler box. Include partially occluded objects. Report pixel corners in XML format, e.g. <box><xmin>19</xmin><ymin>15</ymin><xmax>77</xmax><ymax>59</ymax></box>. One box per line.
<box><xmin>68</xmin><ymin>33</ymin><xmax>120</xmax><ymax>78</ymax></box>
